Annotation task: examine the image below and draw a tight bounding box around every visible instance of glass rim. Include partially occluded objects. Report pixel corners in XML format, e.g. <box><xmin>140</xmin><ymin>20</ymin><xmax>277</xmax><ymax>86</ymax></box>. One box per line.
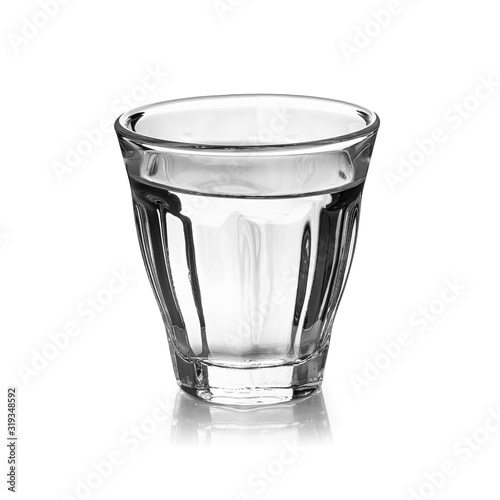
<box><xmin>114</xmin><ymin>93</ymin><xmax>380</xmax><ymax>153</ymax></box>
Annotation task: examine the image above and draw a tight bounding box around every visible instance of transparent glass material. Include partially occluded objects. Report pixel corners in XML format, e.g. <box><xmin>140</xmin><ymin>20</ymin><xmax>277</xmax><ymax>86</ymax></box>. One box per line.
<box><xmin>115</xmin><ymin>94</ymin><xmax>379</xmax><ymax>405</ymax></box>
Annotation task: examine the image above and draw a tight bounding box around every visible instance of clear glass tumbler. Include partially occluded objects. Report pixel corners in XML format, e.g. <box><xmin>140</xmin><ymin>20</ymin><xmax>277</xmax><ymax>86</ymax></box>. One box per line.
<box><xmin>115</xmin><ymin>94</ymin><xmax>379</xmax><ymax>405</ymax></box>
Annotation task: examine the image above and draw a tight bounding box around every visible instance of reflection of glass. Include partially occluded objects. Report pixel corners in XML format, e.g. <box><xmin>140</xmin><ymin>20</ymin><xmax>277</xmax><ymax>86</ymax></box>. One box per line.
<box><xmin>115</xmin><ymin>94</ymin><xmax>379</xmax><ymax>405</ymax></box>
<box><xmin>169</xmin><ymin>389</ymin><xmax>332</xmax><ymax>447</ymax></box>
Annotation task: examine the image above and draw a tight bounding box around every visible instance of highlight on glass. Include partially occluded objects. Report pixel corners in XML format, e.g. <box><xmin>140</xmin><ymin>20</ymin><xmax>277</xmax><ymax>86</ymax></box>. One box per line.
<box><xmin>115</xmin><ymin>94</ymin><xmax>380</xmax><ymax>405</ymax></box>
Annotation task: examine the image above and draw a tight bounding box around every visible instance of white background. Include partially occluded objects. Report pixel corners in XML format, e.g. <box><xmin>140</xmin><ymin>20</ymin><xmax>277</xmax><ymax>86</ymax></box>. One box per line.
<box><xmin>2</xmin><ymin>0</ymin><xmax>500</xmax><ymax>499</ymax></box>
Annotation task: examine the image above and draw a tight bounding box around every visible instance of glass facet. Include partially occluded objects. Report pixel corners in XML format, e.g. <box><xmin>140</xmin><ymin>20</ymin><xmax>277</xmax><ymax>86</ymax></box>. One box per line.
<box><xmin>115</xmin><ymin>94</ymin><xmax>379</xmax><ymax>405</ymax></box>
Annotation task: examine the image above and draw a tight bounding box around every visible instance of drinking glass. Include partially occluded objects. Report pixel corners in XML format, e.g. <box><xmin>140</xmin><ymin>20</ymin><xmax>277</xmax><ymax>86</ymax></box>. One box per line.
<box><xmin>115</xmin><ymin>94</ymin><xmax>379</xmax><ymax>405</ymax></box>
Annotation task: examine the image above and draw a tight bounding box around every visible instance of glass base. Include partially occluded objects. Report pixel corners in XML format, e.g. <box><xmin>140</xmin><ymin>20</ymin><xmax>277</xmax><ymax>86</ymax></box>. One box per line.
<box><xmin>170</xmin><ymin>346</ymin><xmax>328</xmax><ymax>406</ymax></box>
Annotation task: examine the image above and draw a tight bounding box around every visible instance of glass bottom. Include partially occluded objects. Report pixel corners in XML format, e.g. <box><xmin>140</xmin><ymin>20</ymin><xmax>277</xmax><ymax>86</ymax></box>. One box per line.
<box><xmin>170</xmin><ymin>346</ymin><xmax>329</xmax><ymax>405</ymax></box>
